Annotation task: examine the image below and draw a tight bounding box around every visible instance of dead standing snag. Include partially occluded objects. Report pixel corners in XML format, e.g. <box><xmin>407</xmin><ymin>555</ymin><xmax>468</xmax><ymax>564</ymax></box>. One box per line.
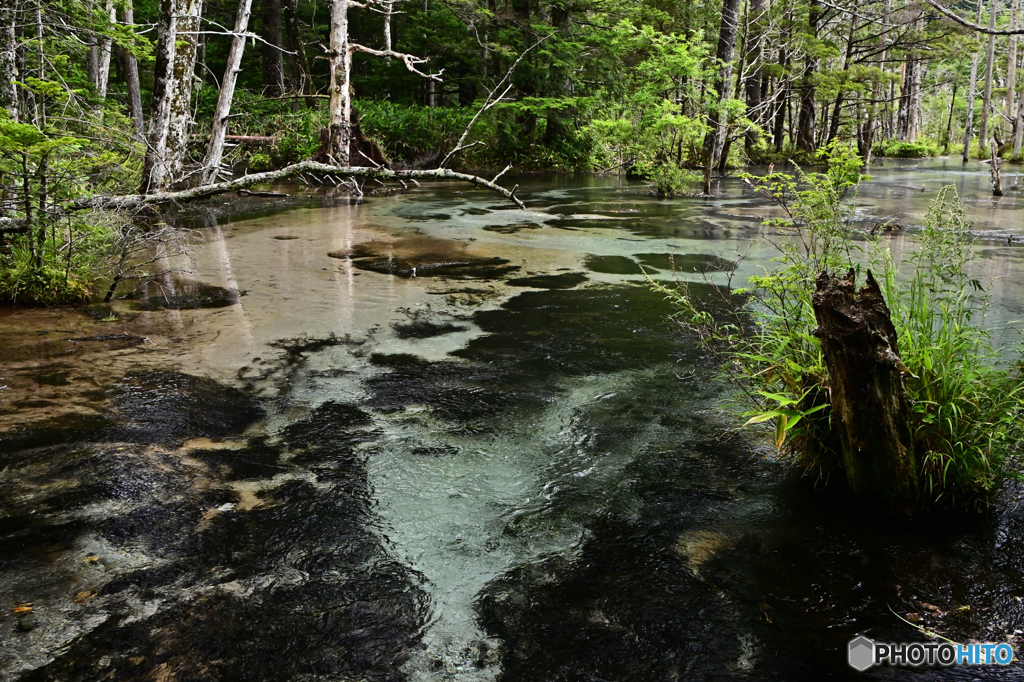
<box><xmin>812</xmin><ymin>268</ymin><xmax>920</xmax><ymax>512</ymax></box>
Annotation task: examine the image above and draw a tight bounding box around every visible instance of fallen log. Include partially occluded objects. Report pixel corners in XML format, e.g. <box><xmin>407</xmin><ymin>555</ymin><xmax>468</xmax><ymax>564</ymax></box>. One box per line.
<box><xmin>812</xmin><ymin>268</ymin><xmax>920</xmax><ymax>513</ymax></box>
<box><xmin>70</xmin><ymin>160</ymin><xmax>526</xmax><ymax>211</ymax></box>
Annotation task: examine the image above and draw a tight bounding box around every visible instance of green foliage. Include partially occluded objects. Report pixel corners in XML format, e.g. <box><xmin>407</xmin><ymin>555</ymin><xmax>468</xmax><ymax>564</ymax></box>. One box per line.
<box><xmin>654</xmin><ymin>145</ymin><xmax>1024</xmax><ymax>510</ymax></box>
<box><xmin>872</xmin><ymin>138</ymin><xmax>943</xmax><ymax>158</ymax></box>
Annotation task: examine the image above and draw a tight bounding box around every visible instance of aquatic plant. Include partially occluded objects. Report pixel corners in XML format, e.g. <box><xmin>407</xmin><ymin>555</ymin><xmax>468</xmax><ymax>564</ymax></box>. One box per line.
<box><xmin>654</xmin><ymin>144</ymin><xmax>1024</xmax><ymax>513</ymax></box>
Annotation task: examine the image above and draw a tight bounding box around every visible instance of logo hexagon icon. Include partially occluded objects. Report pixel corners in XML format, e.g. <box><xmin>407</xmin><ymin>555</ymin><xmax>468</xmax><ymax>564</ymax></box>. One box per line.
<box><xmin>848</xmin><ymin>636</ymin><xmax>875</xmax><ymax>671</ymax></box>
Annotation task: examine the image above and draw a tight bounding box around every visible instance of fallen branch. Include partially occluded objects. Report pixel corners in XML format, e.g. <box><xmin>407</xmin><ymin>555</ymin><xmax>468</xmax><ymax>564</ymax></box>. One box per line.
<box><xmin>71</xmin><ymin>160</ymin><xmax>527</xmax><ymax>211</ymax></box>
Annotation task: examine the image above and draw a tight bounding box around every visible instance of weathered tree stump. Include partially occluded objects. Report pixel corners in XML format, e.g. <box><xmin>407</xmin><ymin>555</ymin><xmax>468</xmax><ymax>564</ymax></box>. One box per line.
<box><xmin>812</xmin><ymin>268</ymin><xmax>919</xmax><ymax>512</ymax></box>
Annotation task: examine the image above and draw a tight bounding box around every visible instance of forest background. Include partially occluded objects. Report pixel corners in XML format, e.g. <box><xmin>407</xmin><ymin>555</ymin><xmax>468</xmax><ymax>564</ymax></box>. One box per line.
<box><xmin>2</xmin><ymin>0</ymin><xmax>1024</xmax><ymax>304</ymax></box>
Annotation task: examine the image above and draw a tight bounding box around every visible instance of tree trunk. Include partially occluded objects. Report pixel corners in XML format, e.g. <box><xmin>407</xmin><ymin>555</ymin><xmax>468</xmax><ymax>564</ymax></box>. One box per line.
<box><xmin>979</xmin><ymin>0</ymin><xmax>997</xmax><ymax>159</ymax></box>
<box><xmin>796</xmin><ymin>0</ymin><xmax>820</xmax><ymax>153</ymax></box>
<box><xmin>744</xmin><ymin>0</ymin><xmax>766</xmax><ymax>152</ymax></box>
<box><xmin>261</xmin><ymin>0</ymin><xmax>285</xmax><ymax>97</ymax></box>
<box><xmin>96</xmin><ymin>0</ymin><xmax>115</xmax><ymax>99</ymax></box>
<box><xmin>140</xmin><ymin>0</ymin><xmax>179</xmax><ymax>194</ymax></box>
<box><xmin>283</xmin><ymin>0</ymin><xmax>316</xmax><ymax>107</ymax></box>
<box><xmin>944</xmin><ymin>81</ymin><xmax>958</xmax><ymax>151</ymax></box>
<box><xmin>1007</xmin><ymin>0</ymin><xmax>1019</xmax><ymax>139</ymax></box>
<box><xmin>164</xmin><ymin>0</ymin><xmax>204</xmax><ymax>182</ymax></box>
<box><xmin>0</xmin><ymin>3</ymin><xmax>18</xmax><ymax>121</ymax></box>
<box><xmin>701</xmin><ymin>0</ymin><xmax>741</xmax><ymax>194</ymax></box>
<box><xmin>328</xmin><ymin>0</ymin><xmax>352</xmax><ymax>165</ymax></box>
<box><xmin>962</xmin><ymin>0</ymin><xmax>982</xmax><ymax>161</ymax></box>
<box><xmin>120</xmin><ymin>1</ymin><xmax>145</xmax><ymax>138</ymax></box>
<box><xmin>827</xmin><ymin>17</ymin><xmax>857</xmax><ymax>144</ymax></box>
<box><xmin>812</xmin><ymin>268</ymin><xmax>919</xmax><ymax>512</ymax></box>
<box><xmin>201</xmin><ymin>0</ymin><xmax>253</xmax><ymax>185</ymax></box>
<box><xmin>990</xmin><ymin>139</ymin><xmax>1003</xmax><ymax>195</ymax></box>
<box><xmin>1015</xmin><ymin>65</ymin><xmax>1024</xmax><ymax>155</ymax></box>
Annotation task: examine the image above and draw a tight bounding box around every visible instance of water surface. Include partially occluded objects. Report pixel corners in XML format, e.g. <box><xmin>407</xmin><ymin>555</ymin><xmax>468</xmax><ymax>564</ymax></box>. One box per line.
<box><xmin>2</xmin><ymin>160</ymin><xmax>1024</xmax><ymax>681</ymax></box>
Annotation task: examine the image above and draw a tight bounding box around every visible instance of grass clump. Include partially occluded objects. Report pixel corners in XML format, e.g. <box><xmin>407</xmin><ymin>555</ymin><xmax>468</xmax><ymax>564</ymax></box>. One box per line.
<box><xmin>654</xmin><ymin>143</ymin><xmax>1024</xmax><ymax>511</ymax></box>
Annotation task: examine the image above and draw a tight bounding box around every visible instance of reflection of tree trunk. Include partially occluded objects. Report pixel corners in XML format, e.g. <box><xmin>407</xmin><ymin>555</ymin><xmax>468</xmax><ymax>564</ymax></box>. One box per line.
<box><xmin>979</xmin><ymin>0</ymin><xmax>996</xmax><ymax>158</ymax></box>
<box><xmin>812</xmin><ymin>269</ymin><xmax>919</xmax><ymax>513</ymax></box>
<box><xmin>202</xmin><ymin>0</ymin><xmax>253</xmax><ymax>185</ymax></box>
<box><xmin>261</xmin><ymin>0</ymin><xmax>285</xmax><ymax>96</ymax></box>
<box><xmin>0</xmin><ymin>4</ymin><xmax>18</xmax><ymax>121</ymax></box>
<box><xmin>120</xmin><ymin>1</ymin><xmax>145</xmax><ymax>138</ymax></box>
<box><xmin>702</xmin><ymin>0</ymin><xmax>741</xmax><ymax>194</ymax></box>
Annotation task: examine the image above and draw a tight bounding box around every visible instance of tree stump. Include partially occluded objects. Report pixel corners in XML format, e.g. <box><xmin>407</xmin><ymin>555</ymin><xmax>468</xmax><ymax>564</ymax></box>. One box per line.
<box><xmin>812</xmin><ymin>268</ymin><xmax>919</xmax><ymax>512</ymax></box>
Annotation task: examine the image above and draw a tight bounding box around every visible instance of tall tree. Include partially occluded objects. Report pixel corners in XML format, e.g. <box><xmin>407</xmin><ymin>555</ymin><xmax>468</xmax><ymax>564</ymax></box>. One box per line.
<box><xmin>962</xmin><ymin>0</ymin><xmax>983</xmax><ymax>161</ymax></box>
<box><xmin>979</xmin><ymin>0</ymin><xmax>997</xmax><ymax>157</ymax></box>
<box><xmin>702</xmin><ymin>0</ymin><xmax>741</xmax><ymax>194</ymax></box>
<box><xmin>202</xmin><ymin>0</ymin><xmax>254</xmax><ymax>184</ymax></box>
<box><xmin>0</xmin><ymin>5</ymin><xmax>16</xmax><ymax>122</ymax></box>
<box><xmin>261</xmin><ymin>0</ymin><xmax>286</xmax><ymax>96</ymax></box>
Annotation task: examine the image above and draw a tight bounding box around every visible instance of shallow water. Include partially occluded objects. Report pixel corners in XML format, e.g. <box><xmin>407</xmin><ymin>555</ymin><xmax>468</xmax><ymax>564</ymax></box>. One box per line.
<box><xmin>2</xmin><ymin>160</ymin><xmax>1024</xmax><ymax>681</ymax></box>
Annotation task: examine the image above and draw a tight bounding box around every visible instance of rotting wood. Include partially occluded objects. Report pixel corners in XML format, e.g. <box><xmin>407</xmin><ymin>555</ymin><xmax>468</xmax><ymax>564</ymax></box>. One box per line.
<box><xmin>812</xmin><ymin>268</ymin><xmax>920</xmax><ymax>512</ymax></box>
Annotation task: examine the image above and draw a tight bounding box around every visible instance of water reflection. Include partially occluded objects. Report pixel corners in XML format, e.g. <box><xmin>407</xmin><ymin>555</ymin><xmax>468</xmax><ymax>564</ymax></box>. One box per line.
<box><xmin>1</xmin><ymin>159</ymin><xmax>1023</xmax><ymax>681</ymax></box>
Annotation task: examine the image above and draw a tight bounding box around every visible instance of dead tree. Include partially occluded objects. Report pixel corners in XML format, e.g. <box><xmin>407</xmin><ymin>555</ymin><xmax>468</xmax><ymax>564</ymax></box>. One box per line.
<box><xmin>327</xmin><ymin>0</ymin><xmax>441</xmax><ymax>165</ymax></box>
<box><xmin>812</xmin><ymin>268</ymin><xmax>920</xmax><ymax>512</ymax></box>
<box><xmin>201</xmin><ymin>0</ymin><xmax>254</xmax><ymax>185</ymax></box>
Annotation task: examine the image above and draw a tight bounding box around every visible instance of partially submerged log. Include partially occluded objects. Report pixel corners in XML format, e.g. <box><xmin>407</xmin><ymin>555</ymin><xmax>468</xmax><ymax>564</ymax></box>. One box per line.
<box><xmin>72</xmin><ymin>160</ymin><xmax>526</xmax><ymax>211</ymax></box>
<box><xmin>812</xmin><ymin>268</ymin><xmax>919</xmax><ymax>512</ymax></box>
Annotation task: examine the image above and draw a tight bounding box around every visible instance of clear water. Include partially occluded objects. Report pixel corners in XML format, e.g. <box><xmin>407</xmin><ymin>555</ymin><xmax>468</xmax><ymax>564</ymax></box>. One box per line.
<box><xmin>2</xmin><ymin>160</ymin><xmax>1024</xmax><ymax>681</ymax></box>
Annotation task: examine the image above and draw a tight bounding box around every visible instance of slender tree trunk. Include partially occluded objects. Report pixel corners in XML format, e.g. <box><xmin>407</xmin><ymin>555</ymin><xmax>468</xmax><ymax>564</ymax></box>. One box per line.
<box><xmin>1015</xmin><ymin>62</ymin><xmax>1024</xmax><ymax>155</ymax></box>
<box><xmin>796</xmin><ymin>0</ymin><xmax>820</xmax><ymax>153</ymax></box>
<box><xmin>120</xmin><ymin>1</ymin><xmax>145</xmax><ymax>138</ymax></box>
<box><xmin>328</xmin><ymin>0</ymin><xmax>352</xmax><ymax>165</ymax></box>
<box><xmin>140</xmin><ymin>0</ymin><xmax>179</xmax><ymax>193</ymax></box>
<box><xmin>201</xmin><ymin>0</ymin><xmax>253</xmax><ymax>185</ymax></box>
<box><xmin>944</xmin><ymin>81</ymin><xmax>958</xmax><ymax>151</ymax></box>
<box><xmin>828</xmin><ymin>17</ymin><xmax>857</xmax><ymax>144</ymax></box>
<box><xmin>0</xmin><ymin>3</ymin><xmax>17</xmax><ymax>121</ymax></box>
<box><xmin>744</xmin><ymin>0</ymin><xmax>766</xmax><ymax>152</ymax></box>
<box><xmin>702</xmin><ymin>0</ymin><xmax>741</xmax><ymax>194</ymax></box>
<box><xmin>979</xmin><ymin>0</ymin><xmax>997</xmax><ymax>159</ymax></box>
<box><xmin>96</xmin><ymin>0</ymin><xmax>115</xmax><ymax>99</ymax></box>
<box><xmin>261</xmin><ymin>0</ymin><xmax>285</xmax><ymax>96</ymax></box>
<box><xmin>164</xmin><ymin>0</ymin><xmax>204</xmax><ymax>182</ymax></box>
<box><xmin>284</xmin><ymin>0</ymin><xmax>315</xmax><ymax>107</ymax></box>
<box><xmin>1007</xmin><ymin>0</ymin><xmax>1019</xmax><ymax>139</ymax></box>
<box><xmin>963</xmin><ymin>0</ymin><xmax>983</xmax><ymax>161</ymax></box>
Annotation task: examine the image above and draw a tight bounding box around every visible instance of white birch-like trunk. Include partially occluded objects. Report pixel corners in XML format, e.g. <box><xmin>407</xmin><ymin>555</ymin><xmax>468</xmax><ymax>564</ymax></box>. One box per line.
<box><xmin>962</xmin><ymin>0</ymin><xmax>983</xmax><ymax>162</ymax></box>
<box><xmin>328</xmin><ymin>0</ymin><xmax>352</xmax><ymax>165</ymax></box>
<box><xmin>201</xmin><ymin>0</ymin><xmax>253</xmax><ymax>185</ymax></box>
<box><xmin>0</xmin><ymin>4</ymin><xmax>17</xmax><ymax>121</ymax></box>
<box><xmin>1008</xmin><ymin>0</ymin><xmax>1020</xmax><ymax>137</ymax></box>
<box><xmin>96</xmin><ymin>0</ymin><xmax>115</xmax><ymax>99</ymax></box>
<box><xmin>140</xmin><ymin>0</ymin><xmax>179</xmax><ymax>193</ymax></box>
<box><xmin>165</xmin><ymin>0</ymin><xmax>204</xmax><ymax>181</ymax></box>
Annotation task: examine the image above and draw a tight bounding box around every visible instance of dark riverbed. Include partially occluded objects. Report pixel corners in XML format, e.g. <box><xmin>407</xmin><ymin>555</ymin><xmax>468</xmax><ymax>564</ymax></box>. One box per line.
<box><xmin>2</xmin><ymin>160</ymin><xmax>1024</xmax><ymax>681</ymax></box>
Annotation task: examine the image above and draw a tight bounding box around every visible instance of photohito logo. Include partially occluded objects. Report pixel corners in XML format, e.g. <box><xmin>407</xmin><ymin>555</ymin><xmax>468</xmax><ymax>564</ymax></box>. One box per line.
<box><xmin>848</xmin><ymin>636</ymin><xmax>1014</xmax><ymax>670</ymax></box>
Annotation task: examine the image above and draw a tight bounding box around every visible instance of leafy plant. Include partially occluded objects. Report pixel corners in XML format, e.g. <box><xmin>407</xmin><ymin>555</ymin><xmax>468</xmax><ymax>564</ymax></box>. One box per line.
<box><xmin>653</xmin><ymin>143</ymin><xmax>1024</xmax><ymax>510</ymax></box>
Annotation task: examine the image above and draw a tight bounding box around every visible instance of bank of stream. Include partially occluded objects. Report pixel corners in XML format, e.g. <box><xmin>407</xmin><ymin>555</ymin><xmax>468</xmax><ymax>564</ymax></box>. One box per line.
<box><xmin>2</xmin><ymin>159</ymin><xmax>1024</xmax><ymax>681</ymax></box>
